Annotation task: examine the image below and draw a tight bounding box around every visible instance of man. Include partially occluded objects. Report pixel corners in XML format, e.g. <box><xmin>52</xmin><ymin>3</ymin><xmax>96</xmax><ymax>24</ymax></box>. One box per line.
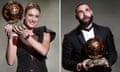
<box><xmin>62</xmin><ymin>2</ymin><xmax>117</xmax><ymax>72</ymax></box>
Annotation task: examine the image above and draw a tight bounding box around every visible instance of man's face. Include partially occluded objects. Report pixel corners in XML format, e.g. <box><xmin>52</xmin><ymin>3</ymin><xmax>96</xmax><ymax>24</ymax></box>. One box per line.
<box><xmin>75</xmin><ymin>4</ymin><xmax>93</xmax><ymax>25</ymax></box>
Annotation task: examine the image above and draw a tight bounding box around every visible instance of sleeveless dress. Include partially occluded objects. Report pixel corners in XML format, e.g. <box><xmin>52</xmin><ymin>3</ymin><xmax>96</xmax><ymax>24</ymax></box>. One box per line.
<box><xmin>16</xmin><ymin>26</ymin><xmax>56</xmax><ymax>72</ymax></box>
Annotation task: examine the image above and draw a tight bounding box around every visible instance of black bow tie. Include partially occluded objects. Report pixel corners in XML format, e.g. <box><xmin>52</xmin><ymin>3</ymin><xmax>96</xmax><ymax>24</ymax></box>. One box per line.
<box><xmin>80</xmin><ymin>24</ymin><xmax>94</xmax><ymax>31</ymax></box>
<box><xmin>81</xmin><ymin>27</ymin><xmax>93</xmax><ymax>31</ymax></box>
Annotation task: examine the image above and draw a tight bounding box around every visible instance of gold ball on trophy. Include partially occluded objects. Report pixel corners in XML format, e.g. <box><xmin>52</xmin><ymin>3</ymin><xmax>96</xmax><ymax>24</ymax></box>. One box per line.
<box><xmin>85</xmin><ymin>38</ymin><xmax>105</xmax><ymax>67</ymax></box>
<box><xmin>85</xmin><ymin>38</ymin><xmax>104</xmax><ymax>59</ymax></box>
<box><xmin>2</xmin><ymin>0</ymin><xmax>23</xmax><ymax>24</ymax></box>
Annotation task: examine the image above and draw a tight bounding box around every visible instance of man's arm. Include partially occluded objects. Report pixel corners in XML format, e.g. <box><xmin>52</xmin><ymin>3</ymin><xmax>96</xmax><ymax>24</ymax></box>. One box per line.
<box><xmin>62</xmin><ymin>35</ymin><xmax>79</xmax><ymax>71</ymax></box>
<box><xmin>105</xmin><ymin>28</ymin><xmax>117</xmax><ymax>66</ymax></box>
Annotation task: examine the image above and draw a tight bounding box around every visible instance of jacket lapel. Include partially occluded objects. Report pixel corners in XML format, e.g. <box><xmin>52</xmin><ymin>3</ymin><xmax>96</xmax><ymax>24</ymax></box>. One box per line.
<box><xmin>76</xmin><ymin>23</ymin><xmax>102</xmax><ymax>45</ymax></box>
<box><xmin>94</xmin><ymin>24</ymin><xmax>102</xmax><ymax>39</ymax></box>
<box><xmin>77</xmin><ymin>30</ymin><xmax>86</xmax><ymax>45</ymax></box>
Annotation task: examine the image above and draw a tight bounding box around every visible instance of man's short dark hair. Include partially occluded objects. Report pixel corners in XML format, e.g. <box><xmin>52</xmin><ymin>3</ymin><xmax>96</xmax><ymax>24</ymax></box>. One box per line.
<box><xmin>75</xmin><ymin>2</ymin><xmax>91</xmax><ymax>13</ymax></box>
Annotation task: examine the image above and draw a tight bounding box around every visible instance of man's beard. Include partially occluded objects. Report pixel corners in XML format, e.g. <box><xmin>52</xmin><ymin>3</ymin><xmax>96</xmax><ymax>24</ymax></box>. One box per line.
<box><xmin>78</xmin><ymin>15</ymin><xmax>93</xmax><ymax>27</ymax></box>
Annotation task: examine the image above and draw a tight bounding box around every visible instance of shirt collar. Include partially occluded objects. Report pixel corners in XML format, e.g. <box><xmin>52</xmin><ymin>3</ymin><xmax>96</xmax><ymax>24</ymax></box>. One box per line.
<box><xmin>80</xmin><ymin>23</ymin><xmax>94</xmax><ymax>31</ymax></box>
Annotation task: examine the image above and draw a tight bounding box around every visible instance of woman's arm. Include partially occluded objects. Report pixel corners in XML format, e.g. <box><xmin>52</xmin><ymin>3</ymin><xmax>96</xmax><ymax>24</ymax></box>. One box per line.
<box><xmin>13</xmin><ymin>25</ymin><xmax>51</xmax><ymax>56</ymax></box>
<box><xmin>5</xmin><ymin>25</ymin><xmax>18</xmax><ymax>66</ymax></box>
<box><xmin>6</xmin><ymin>35</ymin><xmax>17</xmax><ymax>66</ymax></box>
<box><xmin>27</xmin><ymin>32</ymin><xmax>50</xmax><ymax>56</ymax></box>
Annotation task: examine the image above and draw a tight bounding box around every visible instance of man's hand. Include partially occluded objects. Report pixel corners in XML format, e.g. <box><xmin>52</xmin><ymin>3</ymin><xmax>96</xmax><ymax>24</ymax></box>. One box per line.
<box><xmin>99</xmin><ymin>57</ymin><xmax>109</xmax><ymax>67</ymax></box>
<box><xmin>81</xmin><ymin>57</ymin><xmax>109</xmax><ymax>71</ymax></box>
<box><xmin>82</xmin><ymin>59</ymin><xmax>95</xmax><ymax>71</ymax></box>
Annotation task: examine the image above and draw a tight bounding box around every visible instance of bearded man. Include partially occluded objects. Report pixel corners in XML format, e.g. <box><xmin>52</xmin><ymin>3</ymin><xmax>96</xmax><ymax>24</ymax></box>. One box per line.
<box><xmin>62</xmin><ymin>2</ymin><xmax>117</xmax><ymax>72</ymax></box>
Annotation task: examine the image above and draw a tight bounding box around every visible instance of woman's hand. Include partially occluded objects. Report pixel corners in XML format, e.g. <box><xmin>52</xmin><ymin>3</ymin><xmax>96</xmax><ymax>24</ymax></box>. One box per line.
<box><xmin>4</xmin><ymin>24</ymin><xmax>13</xmax><ymax>39</ymax></box>
<box><xmin>13</xmin><ymin>25</ymin><xmax>30</xmax><ymax>38</ymax></box>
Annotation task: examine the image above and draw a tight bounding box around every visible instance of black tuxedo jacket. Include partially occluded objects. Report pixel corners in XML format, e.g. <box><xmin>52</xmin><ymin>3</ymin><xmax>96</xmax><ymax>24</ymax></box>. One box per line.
<box><xmin>62</xmin><ymin>23</ymin><xmax>117</xmax><ymax>72</ymax></box>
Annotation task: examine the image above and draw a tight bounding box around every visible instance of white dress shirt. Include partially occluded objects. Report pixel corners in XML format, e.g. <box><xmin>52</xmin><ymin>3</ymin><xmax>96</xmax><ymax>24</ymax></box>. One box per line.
<box><xmin>81</xmin><ymin>24</ymin><xmax>95</xmax><ymax>42</ymax></box>
<box><xmin>76</xmin><ymin>24</ymin><xmax>95</xmax><ymax>71</ymax></box>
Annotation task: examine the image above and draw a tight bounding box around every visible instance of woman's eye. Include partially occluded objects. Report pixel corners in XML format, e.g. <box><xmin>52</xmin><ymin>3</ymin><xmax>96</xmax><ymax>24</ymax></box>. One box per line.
<box><xmin>35</xmin><ymin>15</ymin><xmax>39</xmax><ymax>18</ymax></box>
<box><xmin>27</xmin><ymin>13</ymin><xmax>33</xmax><ymax>17</ymax></box>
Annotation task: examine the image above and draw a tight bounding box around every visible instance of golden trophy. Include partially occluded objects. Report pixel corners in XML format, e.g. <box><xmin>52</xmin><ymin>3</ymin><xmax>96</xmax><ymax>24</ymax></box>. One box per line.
<box><xmin>2</xmin><ymin>0</ymin><xmax>23</xmax><ymax>44</ymax></box>
<box><xmin>85</xmin><ymin>38</ymin><xmax>105</xmax><ymax>67</ymax></box>
<box><xmin>2</xmin><ymin>0</ymin><xmax>23</xmax><ymax>24</ymax></box>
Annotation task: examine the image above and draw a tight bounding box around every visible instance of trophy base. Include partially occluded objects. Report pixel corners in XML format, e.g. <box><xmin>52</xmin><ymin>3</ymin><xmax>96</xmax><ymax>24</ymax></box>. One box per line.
<box><xmin>86</xmin><ymin>58</ymin><xmax>106</xmax><ymax>67</ymax></box>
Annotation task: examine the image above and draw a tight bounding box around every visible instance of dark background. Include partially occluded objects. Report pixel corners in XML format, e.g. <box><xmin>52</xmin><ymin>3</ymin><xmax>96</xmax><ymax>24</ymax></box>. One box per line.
<box><xmin>61</xmin><ymin>0</ymin><xmax>120</xmax><ymax>72</ymax></box>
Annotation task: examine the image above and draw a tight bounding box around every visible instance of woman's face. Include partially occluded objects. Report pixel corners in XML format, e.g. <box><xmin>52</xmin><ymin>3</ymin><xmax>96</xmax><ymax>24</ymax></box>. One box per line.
<box><xmin>24</xmin><ymin>8</ymin><xmax>40</xmax><ymax>29</ymax></box>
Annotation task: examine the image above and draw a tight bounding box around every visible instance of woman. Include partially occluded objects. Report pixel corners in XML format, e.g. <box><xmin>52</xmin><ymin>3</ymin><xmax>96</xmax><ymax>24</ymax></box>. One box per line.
<box><xmin>5</xmin><ymin>3</ymin><xmax>56</xmax><ymax>72</ymax></box>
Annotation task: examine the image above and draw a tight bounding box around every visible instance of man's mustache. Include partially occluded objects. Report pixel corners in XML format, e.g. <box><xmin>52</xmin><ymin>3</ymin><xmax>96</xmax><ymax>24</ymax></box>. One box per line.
<box><xmin>83</xmin><ymin>16</ymin><xmax>91</xmax><ymax>20</ymax></box>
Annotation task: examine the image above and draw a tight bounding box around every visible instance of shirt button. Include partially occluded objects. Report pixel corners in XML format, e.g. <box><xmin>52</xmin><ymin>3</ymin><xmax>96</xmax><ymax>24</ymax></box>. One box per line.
<box><xmin>30</xmin><ymin>69</ymin><xmax>33</xmax><ymax>72</ymax></box>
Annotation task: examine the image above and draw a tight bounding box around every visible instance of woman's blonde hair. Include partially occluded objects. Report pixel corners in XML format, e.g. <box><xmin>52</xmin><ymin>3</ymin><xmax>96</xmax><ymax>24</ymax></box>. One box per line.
<box><xmin>24</xmin><ymin>2</ymin><xmax>41</xmax><ymax>15</ymax></box>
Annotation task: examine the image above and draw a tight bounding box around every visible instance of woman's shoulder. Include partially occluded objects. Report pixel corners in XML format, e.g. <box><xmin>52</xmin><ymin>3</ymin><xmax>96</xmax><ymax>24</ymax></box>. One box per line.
<box><xmin>34</xmin><ymin>26</ymin><xmax>56</xmax><ymax>42</ymax></box>
<box><xmin>34</xmin><ymin>26</ymin><xmax>46</xmax><ymax>33</ymax></box>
